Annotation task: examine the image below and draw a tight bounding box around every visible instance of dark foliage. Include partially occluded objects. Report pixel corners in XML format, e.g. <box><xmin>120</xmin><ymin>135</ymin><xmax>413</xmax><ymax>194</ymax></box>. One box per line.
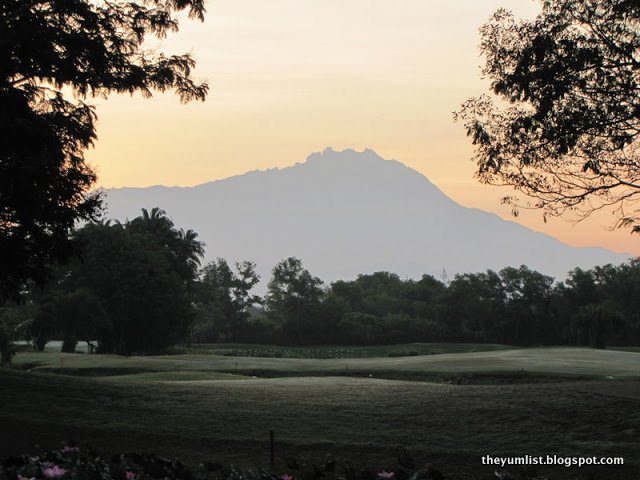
<box><xmin>265</xmin><ymin>257</ymin><xmax>325</xmax><ymax>345</ymax></box>
<box><xmin>0</xmin><ymin>444</ymin><xmax>554</xmax><ymax>480</ymax></box>
<box><xmin>192</xmin><ymin>259</ymin><xmax>261</xmax><ymax>343</ymax></box>
<box><xmin>0</xmin><ymin>0</ymin><xmax>208</xmax><ymax>300</ymax></box>
<box><xmin>455</xmin><ymin>0</ymin><xmax>640</xmax><ymax>229</ymax></box>
<box><xmin>7</xmin><ymin>246</ymin><xmax>640</xmax><ymax>355</ymax></box>
<box><xmin>246</xmin><ymin>260</ymin><xmax>640</xmax><ymax>348</ymax></box>
<box><xmin>20</xmin><ymin>208</ymin><xmax>204</xmax><ymax>355</ymax></box>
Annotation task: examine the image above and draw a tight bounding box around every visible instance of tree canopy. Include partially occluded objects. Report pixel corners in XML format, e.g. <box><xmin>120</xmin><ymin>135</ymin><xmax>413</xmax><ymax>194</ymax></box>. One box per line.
<box><xmin>28</xmin><ymin>208</ymin><xmax>205</xmax><ymax>355</ymax></box>
<box><xmin>456</xmin><ymin>0</ymin><xmax>640</xmax><ymax>230</ymax></box>
<box><xmin>193</xmin><ymin>258</ymin><xmax>261</xmax><ymax>343</ymax></box>
<box><xmin>266</xmin><ymin>257</ymin><xmax>325</xmax><ymax>345</ymax></box>
<box><xmin>0</xmin><ymin>0</ymin><xmax>208</xmax><ymax>300</ymax></box>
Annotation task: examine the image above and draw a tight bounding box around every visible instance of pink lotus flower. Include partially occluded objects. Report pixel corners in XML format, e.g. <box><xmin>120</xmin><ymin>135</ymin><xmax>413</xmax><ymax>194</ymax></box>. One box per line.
<box><xmin>125</xmin><ymin>471</ymin><xmax>136</xmax><ymax>480</ymax></box>
<box><xmin>282</xmin><ymin>474</ymin><xmax>294</xmax><ymax>480</ymax></box>
<box><xmin>377</xmin><ymin>472</ymin><xmax>395</xmax><ymax>480</ymax></box>
<box><xmin>61</xmin><ymin>446</ymin><xmax>79</xmax><ymax>453</ymax></box>
<box><xmin>42</xmin><ymin>466</ymin><xmax>66</xmax><ymax>478</ymax></box>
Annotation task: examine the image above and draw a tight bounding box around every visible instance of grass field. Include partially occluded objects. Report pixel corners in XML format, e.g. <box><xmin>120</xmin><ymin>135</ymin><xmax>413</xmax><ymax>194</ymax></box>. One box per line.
<box><xmin>12</xmin><ymin>346</ymin><xmax>640</xmax><ymax>381</ymax></box>
<box><xmin>186</xmin><ymin>342</ymin><xmax>513</xmax><ymax>358</ymax></box>
<box><xmin>2</xmin><ymin>345</ymin><xmax>640</xmax><ymax>479</ymax></box>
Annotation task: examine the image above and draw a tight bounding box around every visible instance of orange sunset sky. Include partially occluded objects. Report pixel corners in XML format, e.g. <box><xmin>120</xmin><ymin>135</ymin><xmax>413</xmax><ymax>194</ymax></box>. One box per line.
<box><xmin>87</xmin><ymin>0</ymin><xmax>639</xmax><ymax>257</ymax></box>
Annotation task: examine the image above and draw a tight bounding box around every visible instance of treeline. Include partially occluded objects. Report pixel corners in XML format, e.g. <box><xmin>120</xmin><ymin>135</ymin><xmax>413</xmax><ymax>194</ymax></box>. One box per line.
<box><xmin>1</xmin><ymin>208</ymin><xmax>639</xmax><ymax>359</ymax></box>
<box><xmin>210</xmin><ymin>259</ymin><xmax>640</xmax><ymax>349</ymax></box>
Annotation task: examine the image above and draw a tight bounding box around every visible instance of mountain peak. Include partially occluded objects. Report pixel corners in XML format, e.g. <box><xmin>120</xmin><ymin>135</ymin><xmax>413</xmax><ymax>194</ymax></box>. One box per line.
<box><xmin>304</xmin><ymin>147</ymin><xmax>386</xmax><ymax>165</ymax></box>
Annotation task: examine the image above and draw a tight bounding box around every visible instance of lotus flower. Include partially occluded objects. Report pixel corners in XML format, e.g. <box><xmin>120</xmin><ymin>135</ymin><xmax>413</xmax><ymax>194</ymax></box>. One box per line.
<box><xmin>42</xmin><ymin>466</ymin><xmax>66</xmax><ymax>478</ymax></box>
<box><xmin>377</xmin><ymin>472</ymin><xmax>395</xmax><ymax>480</ymax></box>
<box><xmin>282</xmin><ymin>474</ymin><xmax>294</xmax><ymax>480</ymax></box>
<box><xmin>125</xmin><ymin>471</ymin><xmax>136</xmax><ymax>480</ymax></box>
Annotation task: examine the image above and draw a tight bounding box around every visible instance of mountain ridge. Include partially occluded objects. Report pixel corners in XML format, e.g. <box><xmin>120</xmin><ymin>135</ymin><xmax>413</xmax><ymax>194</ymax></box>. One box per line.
<box><xmin>103</xmin><ymin>148</ymin><xmax>631</xmax><ymax>287</ymax></box>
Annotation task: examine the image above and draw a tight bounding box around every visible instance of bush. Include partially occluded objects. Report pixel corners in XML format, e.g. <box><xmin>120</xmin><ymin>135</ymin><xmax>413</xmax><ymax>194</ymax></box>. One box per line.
<box><xmin>0</xmin><ymin>444</ymin><xmax>553</xmax><ymax>480</ymax></box>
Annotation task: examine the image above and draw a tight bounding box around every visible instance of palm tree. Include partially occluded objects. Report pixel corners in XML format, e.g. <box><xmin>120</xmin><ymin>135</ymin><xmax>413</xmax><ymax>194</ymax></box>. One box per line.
<box><xmin>177</xmin><ymin>228</ymin><xmax>205</xmax><ymax>278</ymax></box>
<box><xmin>133</xmin><ymin>207</ymin><xmax>174</xmax><ymax>239</ymax></box>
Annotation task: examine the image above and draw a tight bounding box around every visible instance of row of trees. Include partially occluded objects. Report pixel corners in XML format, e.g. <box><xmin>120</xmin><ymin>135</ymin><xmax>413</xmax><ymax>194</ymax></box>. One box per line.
<box><xmin>2</xmin><ymin>207</ymin><xmax>639</xmax><ymax>362</ymax></box>
<box><xmin>215</xmin><ymin>261</ymin><xmax>640</xmax><ymax>348</ymax></box>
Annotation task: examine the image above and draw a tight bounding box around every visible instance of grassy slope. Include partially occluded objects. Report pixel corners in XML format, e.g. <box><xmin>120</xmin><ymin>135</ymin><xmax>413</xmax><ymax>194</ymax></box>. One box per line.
<box><xmin>2</xmin><ymin>367</ymin><xmax>640</xmax><ymax>480</ymax></box>
<box><xmin>188</xmin><ymin>343</ymin><xmax>513</xmax><ymax>358</ymax></box>
<box><xmin>13</xmin><ymin>347</ymin><xmax>640</xmax><ymax>379</ymax></box>
<box><xmin>4</xmin><ymin>347</ymin><xmax>640</xmax><ymax>478</ymax></box>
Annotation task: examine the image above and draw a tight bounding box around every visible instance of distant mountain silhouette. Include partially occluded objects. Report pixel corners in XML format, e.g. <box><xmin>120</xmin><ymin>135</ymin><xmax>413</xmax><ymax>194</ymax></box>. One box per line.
<box><xmin>104</xmin><ymin>148</ymin><xmax>630</xmax><ymax>288</ymax></box>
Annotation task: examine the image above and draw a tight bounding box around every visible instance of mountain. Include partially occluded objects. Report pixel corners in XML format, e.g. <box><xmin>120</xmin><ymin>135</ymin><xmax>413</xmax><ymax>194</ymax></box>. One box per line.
<box><xmin>103</xmin><ymin>148</ymin><xmax>630</xmax><ymax>287</ymax></box>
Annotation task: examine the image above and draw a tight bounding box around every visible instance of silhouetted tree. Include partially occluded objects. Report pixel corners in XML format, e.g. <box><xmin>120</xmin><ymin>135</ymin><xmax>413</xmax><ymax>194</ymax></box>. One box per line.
<box><xmin>456</xmin><ymin>0</ymin><xmax>640</xmax><ymax>230</ymax></box>
<box><xmin>337</xmin><ymin>312</ymin><xmax>378</xmax><ymax>344</ymax></box>
<box><xmin>31</xmin><ymin>298</ymin><xmax>57</xmax><ymax>351</ymax></box>
<box><xmin>194</xmin><ymin>259</ymin><xmax>261</xmax><ymax>342</ymax></box>
<box><xmin>561</xmin><ymin>263</ymin><xmax>636</xmax><ymax>346</ymax></box>
<box><xmin>266</xmin><ymin>257</ymin><xmax>324</xmax><ymax>345</ymax></box>
<box><xmin>128</xmin><ymin>208</ymin><xmax>205</xmax><ymax>284</ymax></box>
<box><xmin>47</xmin><ymin>209</ymin><xmax>204</xmax><ymax>355</ymax></box>
<box><xmin>1</xmin><ymin>0</ymin><xmax>208</xmax><ymax>300</ymax></box>
<box><xmin>602</xmin><ymin>260</ymin><xmax>640</xmax><ymax>343</ymax></box>
<box><xmin>325</xmin><ymin>272</ymin><xmax>446</xmax><ymax>344</ymax></box>
<box><xmin>0</xmin><ymin>304</ymin><xmax>27</xmax><ymax>364</ymax></box>
<box><xmin>440</xmin><ymin>271</ymin><xmax>505</xmax><ymax>342</ymax></box>
<box><xmin>500</xmin><ymin>266</ymin><xmax>555</xmax><ymax>344</ymax></box>
<box><xmin>0</xmin><ymin>321</ymin><xmax>14</xmax><ymax>365</ymax></box>
<box><xmin>56</xmin><ymin>289</ymin><xmax>108</xmax><ymax>353</ymax></box>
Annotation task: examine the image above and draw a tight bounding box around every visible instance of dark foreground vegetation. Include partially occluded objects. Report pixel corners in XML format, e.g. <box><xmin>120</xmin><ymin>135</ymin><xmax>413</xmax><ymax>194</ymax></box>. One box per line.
<box><xmin>0</xmin><ymin>442</ymin><xmax>611</xmax><ymax>480</ymax></box>
<box><xmin>1</xmin><ymin>207</ymin><xmax>639</xmax><ymax>362</ymax></box>
<box><xmin>0</xmin><ymin>443</ymin><xmax>584</xmax><ymax>480</ymax></box>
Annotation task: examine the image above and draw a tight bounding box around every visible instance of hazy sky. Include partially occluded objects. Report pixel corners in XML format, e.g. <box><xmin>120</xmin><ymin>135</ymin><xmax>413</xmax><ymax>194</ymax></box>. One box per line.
<box><xmin>87</xmin><ymin>0</ymin><xmax>639</xmax><ymax>256</ymax></box>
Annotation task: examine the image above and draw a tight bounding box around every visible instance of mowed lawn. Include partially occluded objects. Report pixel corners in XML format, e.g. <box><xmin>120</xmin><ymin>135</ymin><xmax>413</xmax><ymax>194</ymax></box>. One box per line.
<box><xmin>12</xmin><ymin>346</ymin><xmax>640</xmax><ymax>379</ymax></box>
<box><xmin>2</xmin><ymin>347</ymin><xmax>640</xmax><ymax>479</ymax></box>
<box><xmin>187</xmin><ymin>342</ymin><xmax>513</xmax><ymax>358</ymax></box>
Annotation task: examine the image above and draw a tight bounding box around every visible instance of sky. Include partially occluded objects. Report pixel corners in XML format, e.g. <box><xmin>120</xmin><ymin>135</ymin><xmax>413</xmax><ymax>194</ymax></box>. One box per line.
<box><xmin>87</xmin><ymin>0</ymin><xmax>639</xmax><ymax>256</ymax></box>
